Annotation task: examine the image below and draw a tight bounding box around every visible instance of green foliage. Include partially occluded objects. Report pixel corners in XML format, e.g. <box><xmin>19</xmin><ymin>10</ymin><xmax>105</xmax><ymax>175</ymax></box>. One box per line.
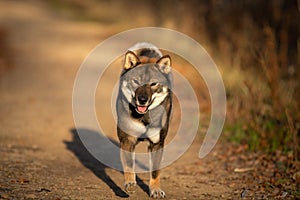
<box><xmin>294</xmin><ymin>189</ymin><xmax>300</xmax><ymax>198</ymax></box>
<box><xmin>248</xmin><ymin>129</ymin><xmax>260</xmax><ymax>151</ymax></box>
<box><xmin>226</xmin><ymin>114</ymin><xmax>296</xmax><ymax>155</ymax></box>
<box><xmin>226</xmin><ymin>123</ymin><xmax>260</xmax><ymax>152</ymax></box>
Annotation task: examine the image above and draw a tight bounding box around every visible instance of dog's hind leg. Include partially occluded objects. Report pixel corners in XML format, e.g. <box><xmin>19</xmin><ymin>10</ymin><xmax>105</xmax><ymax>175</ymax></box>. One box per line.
<box><xmin>148</xmin><ymin>142</ymin><xmax>165</xmax><ymax>198</ymax></box>
<box><xmin>119</xmin><ymin>134</ymin><xmax>137</xmax><ymax>194</ymax></box>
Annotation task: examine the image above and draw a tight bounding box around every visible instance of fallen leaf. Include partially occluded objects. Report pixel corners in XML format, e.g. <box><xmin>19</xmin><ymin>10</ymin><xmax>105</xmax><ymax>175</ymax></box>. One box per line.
<box><xmin>18</xmin><ymin>178</ymin><xmax>29</xmax><ymax>184</ymax></box>
<box><xmin>293</xmin><ymin>171</ymin><xmax>300</xmax><ymax>184</ymax></box>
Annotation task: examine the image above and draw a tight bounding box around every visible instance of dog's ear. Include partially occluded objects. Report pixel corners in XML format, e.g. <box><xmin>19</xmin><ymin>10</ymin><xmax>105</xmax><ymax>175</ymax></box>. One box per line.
<box><xmin>124</xmin><ymin>51</ymin><xmax>140</xmax><ymax>70</ymax></box>
<box><xmin>156</xmin><ymin>55</ymin><xmax>171</xmax><ymax>74</ymax></box>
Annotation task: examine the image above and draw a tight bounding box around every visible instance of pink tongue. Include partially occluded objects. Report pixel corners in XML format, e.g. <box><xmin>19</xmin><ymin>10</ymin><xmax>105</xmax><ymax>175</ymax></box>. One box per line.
<box><xmin>137</xmin><ymin>106</ymin><xmax>147</xmax><ymax>113</ymax></box>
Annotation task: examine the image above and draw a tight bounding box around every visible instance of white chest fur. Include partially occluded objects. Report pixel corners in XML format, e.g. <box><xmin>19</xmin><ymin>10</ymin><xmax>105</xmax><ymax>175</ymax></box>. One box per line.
<box><xmin>119</xmin><ymin>116</ymin><xmax>161</xmax><ymax>144</ymax></box>
<box><xmin>146</xmin><ymin>127</ymin><xmax>161</xmax><ymax>144</ymax></box>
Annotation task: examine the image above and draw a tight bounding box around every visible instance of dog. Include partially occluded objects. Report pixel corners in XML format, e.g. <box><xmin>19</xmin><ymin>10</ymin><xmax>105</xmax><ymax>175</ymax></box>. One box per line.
<box><xmin>116</xmin><ymin>42</ymin><xmax>172</xmax><ymax>198</ymax></box>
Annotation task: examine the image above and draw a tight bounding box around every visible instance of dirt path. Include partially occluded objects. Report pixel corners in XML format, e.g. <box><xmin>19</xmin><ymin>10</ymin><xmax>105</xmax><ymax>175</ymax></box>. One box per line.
<box><xmin>1</xmin><ymin>1</ymin><xmax>296</xmax><ymax>200</ymax></box>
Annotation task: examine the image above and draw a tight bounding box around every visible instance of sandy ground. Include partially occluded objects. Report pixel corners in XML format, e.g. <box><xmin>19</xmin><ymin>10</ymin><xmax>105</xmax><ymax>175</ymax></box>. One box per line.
<box><xmin>0</xmin><ymin>1</ymin><xmax>286</xmax><ymax>200</ymax></box>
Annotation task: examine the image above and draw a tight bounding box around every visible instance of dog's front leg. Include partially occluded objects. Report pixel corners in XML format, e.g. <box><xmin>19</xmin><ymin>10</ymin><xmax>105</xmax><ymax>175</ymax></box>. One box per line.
<box><xmin>148</xmin><ymin>142</ymin><xmax>165</xmax><ymax>198</ymax></box>
<box><xmin>119</xmin><ymin>133</ymin><xmax>137</xmax><ymax>194</ymax></box>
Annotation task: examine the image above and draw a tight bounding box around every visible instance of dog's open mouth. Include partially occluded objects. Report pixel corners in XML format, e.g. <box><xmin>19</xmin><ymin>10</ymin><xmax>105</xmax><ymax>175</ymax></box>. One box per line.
<box><xmin>136</xmin><ymin>105</ymin><xmax>148</xmax><ymax>114</ymax></box>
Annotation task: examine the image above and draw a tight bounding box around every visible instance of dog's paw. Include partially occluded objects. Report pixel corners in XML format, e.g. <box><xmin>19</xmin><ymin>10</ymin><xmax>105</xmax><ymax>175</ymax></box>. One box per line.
<box><xmin>150</xmin><ymin>187</ymin><xmax>166</xmax><ymax>198</ymax></box>
<box><xmin>124</xmin><ymin>181</ymin><xmax>136</xmax><ymax>194</ymax></box>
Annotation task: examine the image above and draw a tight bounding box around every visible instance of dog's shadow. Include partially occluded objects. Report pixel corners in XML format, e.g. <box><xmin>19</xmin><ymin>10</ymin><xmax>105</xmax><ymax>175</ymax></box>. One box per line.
<box><xmin>64</xmin><ymin>128</ymin><xmax>148</xmax><ymax>198</ymax></box>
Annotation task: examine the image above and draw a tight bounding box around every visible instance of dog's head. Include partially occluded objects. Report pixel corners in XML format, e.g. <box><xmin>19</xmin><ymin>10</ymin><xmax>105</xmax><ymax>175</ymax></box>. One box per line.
<box><xmin>120</xmin><ymin>51</ymin><xmax>172</xmax><ymax>114</ymax></box>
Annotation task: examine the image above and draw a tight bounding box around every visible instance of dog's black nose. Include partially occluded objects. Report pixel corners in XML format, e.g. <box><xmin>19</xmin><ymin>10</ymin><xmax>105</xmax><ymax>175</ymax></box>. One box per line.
<box><xmin>137</xmin><ymin>95</ymin><xmax>148</xmax><ymax>104</ymax></box>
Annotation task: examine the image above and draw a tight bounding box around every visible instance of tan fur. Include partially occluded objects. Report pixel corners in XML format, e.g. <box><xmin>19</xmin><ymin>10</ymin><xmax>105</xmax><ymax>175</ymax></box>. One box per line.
<box><xmin>150</xmin><ymin>173</ymin><xmax>161</xmax><ymax>188</ymax></box>
<box><xmin>138</xmin><ymin>56</ymin><xmax>159</xmax><ymax>64</ymax></box>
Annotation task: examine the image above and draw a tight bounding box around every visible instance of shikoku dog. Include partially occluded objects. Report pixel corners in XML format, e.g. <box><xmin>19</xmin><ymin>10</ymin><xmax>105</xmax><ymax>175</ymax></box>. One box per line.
<box><xmin>116</xmin><ymin>43</ymin><xmax>172</xmax><ymax>198</ymax></box>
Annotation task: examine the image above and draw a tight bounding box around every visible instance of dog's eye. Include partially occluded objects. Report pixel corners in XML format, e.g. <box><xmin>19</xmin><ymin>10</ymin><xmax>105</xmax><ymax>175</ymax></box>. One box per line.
<box><xmin>132</xmin><ymin>79</ymin><xmax>140</xmax><ymax>85</ymax></box>
<box><xmin>150</xmin><ymin>82</ymin><xmax>158</xmax><ymax>87</ymax></box>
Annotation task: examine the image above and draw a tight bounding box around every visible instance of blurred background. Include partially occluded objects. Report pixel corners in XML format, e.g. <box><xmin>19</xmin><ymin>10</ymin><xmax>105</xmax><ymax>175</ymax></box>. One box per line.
<box><xmin>0</xmin><ymin>0</ymin><xmax>299</xmax><ymax>198</ymax></box>
<box><xmin>2</xmin><ymin>0</ymin><xmax>298</xmax><ymax>157</ymax></box>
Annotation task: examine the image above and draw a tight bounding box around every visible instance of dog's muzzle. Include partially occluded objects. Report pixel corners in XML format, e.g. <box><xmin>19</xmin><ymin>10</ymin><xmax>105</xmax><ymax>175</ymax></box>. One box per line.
<box><xmin>136</xmin><ymin>95</ymin><xmax>150</xmax><ymax>114</ymax></box>
<box><xmin>135</xmin><ymin>86</ymin><xmax>152</xmax><ymax>114</ymax></box>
